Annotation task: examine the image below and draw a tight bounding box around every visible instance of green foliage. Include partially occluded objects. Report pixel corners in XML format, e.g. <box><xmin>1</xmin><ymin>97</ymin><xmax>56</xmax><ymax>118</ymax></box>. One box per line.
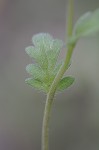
<box><xmin>68</xmin><ymin>8</ymin><xmax>99</xmax><ymax>45</ymax></box>
<box><xmin>74</xmin><ymin>9</ymin><xmax>99</xmax><ymax>37</ymax></box>
<box><xmin>25</xmin><ymin>78</ymin><xmax>49</xmax><ymax>92</ymax></box>
<box><xmin>25</xmin><ymin>78</ymin><xmax>43</xmax><ymax>90</ymax></box>
<box><xmin>57</xmin><ymin>76</ymin><xmax>75</xmax><ymax>91</ymax></box>
<box><xmin>25</xmin><ymin>4</ymin><xmax>99</xmax><ymax>150</ymax></box>
<box><xmin>25</xmin><ymin>33</ymin><xmax>67</xmax><ymax>93</ymax></box>
<box><xmin>25</xmin><ymin>9</ymin><xmax>99</xmax><ymax>93</ymax></box>
<box><xmin>25</xmin><ymin>33</ymin><xmax>75</xmax><ymax>93</ymax></box>
<box><xmin>26</xmin><ymin>64</ymin><xmax>46</xmax><ymax>81</ymax></box>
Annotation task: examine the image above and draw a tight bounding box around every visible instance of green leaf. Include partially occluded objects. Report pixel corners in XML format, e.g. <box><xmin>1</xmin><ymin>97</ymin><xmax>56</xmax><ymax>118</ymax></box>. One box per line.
<box><xmin>32</xmin><ymin>33</ymin><xmax>63</xmax><ymax>71</ymax></box>
<box><xmin>73</xmin><ymin>9</ymin><xmax>99</xmax><ymax>38</ymax></box>
<box><xmin>26</xmin><ymin>64</ymin><xmax>46</xmax><ymax>81</ymax></box>
<box><xmin>32</xmin><ymin>33</ymin><xmax>52</xmax><ymax>70</ymax></box>
<box><xmin>25</xmin><ymin>46</ymin><xmax>40</xmax><ymax>60</ymax></box>
<box><xmin>25</xmin><ymin>33</ymin><xmax>64</xmax><ymax>93</ymax></box>
<box><xmin>46</xmin><ymin>39</ymin><xmax>63</xmax><ymax>70</ymax></box>
<box><xmin>25</xmin><ymin>78</ymin><xmax>44</xmax><ymax>90</ymax></box>
<box><xmin>32</xmin><ymin>33</ymin><xmax>53</xmax><ymax>49</ymax></box>
<box><xmin>25</xmin><ymin>78</ymin><xmax>50</xmax><ymax>92</ymax></box>
<box><xmin>57</xmin><ymin>76</ymin><xmax>75</xmax><ymax>91</ymax></box>
<box><xmin>25</xmin><ymin>46</ymin><xmax>48</xmax><ymax>70</ymax></box>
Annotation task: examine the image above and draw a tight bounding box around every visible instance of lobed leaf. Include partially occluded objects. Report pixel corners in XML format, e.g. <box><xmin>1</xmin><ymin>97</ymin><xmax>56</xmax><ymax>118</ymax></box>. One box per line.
<box><xmin>25</xmin><ymin>33</ymin><xmax>64</xmax><ymax>93</ymax></box>
<box><xmin>32</xmin><ymin>33</ymin><xmax>53</xmax><ymax>49</ymax></box>
<box><xmin>25</xmin><ymin>46</ymin><xmax>40</xmax><ymax>60</ymax></box>
<box><xmin>25</xmin><ymin>78</ymin><xmax>45</xmax><ymax>91</ymax></box>
<box><xmin>57</xmin><ymin>76</ymin><xmax>75</xmax><ymax>91</ymax></box>
<box><xmin>32</xmin><ymin>33</ymin><xmax>63</xmax><ymax>71</ymax></box>
<box><xmin>26</xmin><ymin>64</ymin><xmax>46</xmax><ymax>81</ymax></box>
<box><xmin>25</xmin><ymin>46</ymin><xmax>48</xmax><ymax>70</ymax></box>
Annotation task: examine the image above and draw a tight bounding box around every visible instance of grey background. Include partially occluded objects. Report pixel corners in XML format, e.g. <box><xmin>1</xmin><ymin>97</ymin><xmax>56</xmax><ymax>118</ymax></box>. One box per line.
<box><xmin>0</xmin><ymin>0</ymin><xmax>99</xmax><ymax>150</ymax></box>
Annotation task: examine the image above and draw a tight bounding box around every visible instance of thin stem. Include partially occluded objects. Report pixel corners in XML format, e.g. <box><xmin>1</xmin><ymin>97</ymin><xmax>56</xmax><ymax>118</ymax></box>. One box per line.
<box><xmin>42</xmin><ymin>93</ymin><xmax>54</xmax><ymax>150</ymax></box>
<box><xmin>42</xmin><ymin>44</ymin><xmax>75</xmax><ymax>150</ymax></box>
<box><xmin>42</xmin><ymin>0</ymin><xmax>74</xmax><ymax>150</ymax></box>
<box><xmin>67</xmin><ymin>0</ymin><xmax>74</xmax><ymax>37</ymax></box>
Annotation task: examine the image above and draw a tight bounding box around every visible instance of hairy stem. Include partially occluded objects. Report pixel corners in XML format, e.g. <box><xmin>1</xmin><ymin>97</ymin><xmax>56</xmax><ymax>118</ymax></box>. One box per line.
<box><xmin>42</xmin><ymin>0</ymin><xmax>74</xmax><ymax>150</ymax></box>
<box><xmin>42</xmin><ymin>44</ymin><xmax>75</xmax><ymax>150</ymax></box>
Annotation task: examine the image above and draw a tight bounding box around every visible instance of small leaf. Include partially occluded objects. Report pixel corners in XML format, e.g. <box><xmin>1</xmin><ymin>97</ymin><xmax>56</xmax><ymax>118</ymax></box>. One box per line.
<box><xmin>73</xmin><ymin>9</ymin><xmax>99</xmax><ymax>38</ymax></box>
<box><xmin>25</xmin><ymin>33</ymin><xmax>64</xmax><ymax>93</ymax></box>
<box><xmin>25</xmin><ymin>46</ymin><xmax>48</xmax><ymax>70</ymax></box>
<box><xmin>57</xmin><ymin>76</ymin><xmax>75</xmax><ymax>91</ymax></box>
<box><xmin>32</xmin><ymin>33</ymin><xmax>53</xmax><ymax>70</ymax></box>
<box><xmin>25</xmin><ymin>46</ymin><xmax>40</xmax><ymax>60</ymax></box>
<box><xmin>25</xmin><ymin>78</ymin><xmax>50</xmax><ymax>92</ymax></box>
<box><xmin>26</xmin><ymin>64</ymin><xmax>46</xmax><ymax>81</ymax></box>
<box><xmin>32</xmin><ymin>33</ymin><xmax>63</xmax><ymax>71</ymax></box>
<box><xmin>32</xmin><ymin>33</ymin><xmax>53</xmax><ymax>49</ymax></box>
<box><xmin>25</xmin><ymin>78</ymin><xmax>44</xmax><ymax>90</ymax></box>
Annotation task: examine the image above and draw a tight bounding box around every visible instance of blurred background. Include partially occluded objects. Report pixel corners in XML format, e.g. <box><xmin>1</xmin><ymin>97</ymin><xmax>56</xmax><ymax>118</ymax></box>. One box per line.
<box><xmin>0</xmin><ymin>0</ymin><xmax>99</xmax><ymax>150</ymax></box>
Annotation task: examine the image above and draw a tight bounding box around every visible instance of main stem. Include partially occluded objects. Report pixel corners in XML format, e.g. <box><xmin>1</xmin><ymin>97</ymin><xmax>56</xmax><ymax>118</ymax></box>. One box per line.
<box><xmin>42</xmin><ymin>0</ymin><xmax>74</xmax><ymax>150</ymax></box>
